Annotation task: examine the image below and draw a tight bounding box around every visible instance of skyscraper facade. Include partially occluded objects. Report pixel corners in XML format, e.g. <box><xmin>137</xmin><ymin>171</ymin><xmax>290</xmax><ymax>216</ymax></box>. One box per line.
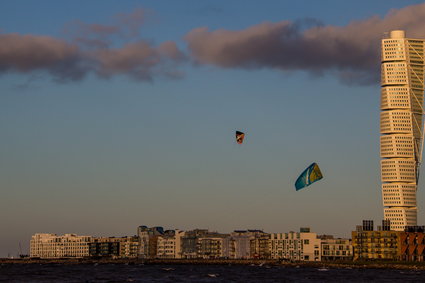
<box><xmin>380</xmin><ymin>30</ymin><xmax>425</xmax><ymax>231</ymax></box>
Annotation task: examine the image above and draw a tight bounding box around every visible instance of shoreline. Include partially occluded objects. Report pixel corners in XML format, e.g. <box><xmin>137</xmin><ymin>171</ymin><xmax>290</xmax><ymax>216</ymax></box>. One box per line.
<box><xmin>1</xmin><ymin>258</ymin><xmax>425</xmax><ymax>270</ymax></box>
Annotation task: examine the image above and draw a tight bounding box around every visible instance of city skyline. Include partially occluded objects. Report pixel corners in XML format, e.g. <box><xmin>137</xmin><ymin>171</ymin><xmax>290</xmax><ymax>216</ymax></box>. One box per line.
<box><xmin>28</xmin><ymin>225</ymin><xmax>351</xmax><ymax>261</ymax></box>
<box><xmin>2</xmin><ymin>0</ymin><xmax>425</xmax><ymax>258</ymax></box>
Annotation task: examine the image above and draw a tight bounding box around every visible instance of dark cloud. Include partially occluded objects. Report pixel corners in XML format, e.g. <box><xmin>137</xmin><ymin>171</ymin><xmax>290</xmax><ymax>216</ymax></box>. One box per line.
<box><xmin>185</xmin><ymin>3</ymin><xmax>425</xmax><ymax>85</ymax></box>
<box><xmin>0</xmin><ymin>8</ymin><xmax>185</xmax><ymax>82</ymax></box>
<box><xmin>93</xmin><ymin>40</ymin><xmax>185</xmax><ymax>81</ymax></box>
<box><xmin>0</xmin><ymin>33</ymin><xmax>87</xmax><ymax>81</ymax></box>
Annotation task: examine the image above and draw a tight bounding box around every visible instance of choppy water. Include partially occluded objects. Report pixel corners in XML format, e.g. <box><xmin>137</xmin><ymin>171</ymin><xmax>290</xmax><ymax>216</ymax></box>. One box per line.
<box><xmin>1</xmin><ymin>263</ymin><xmax>425</xmax><ymax>282</ymax></box>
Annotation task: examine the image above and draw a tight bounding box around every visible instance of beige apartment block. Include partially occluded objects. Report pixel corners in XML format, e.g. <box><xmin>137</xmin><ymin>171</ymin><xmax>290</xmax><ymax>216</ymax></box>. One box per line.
<box><xmin>381</xmin><ymin>30</ymin><xmax>425</xmax><ymax>230</ymax></box>
<box><xmin>119</xmin><ymin>236</ymin><xmax>139</xmax><ymax>258</ymax></box>
<box><xmin>197</xmin><ymin>235</ymin><xmax>231</xmax><ymax>259</ymax></box>
<box><xmin>156</xmin><ymin>230</ymin><xmax>185</xmax><ymax>259</ymax></box>
<box><xmin>137</xmin><ymin>226</ymin><xmax>164</xmax><ymax>258</ymax></box>
<box><xmin>30</xmin><ymin>233</ymin><xmax>92</xmax><ymax>258</ymax></box>
<box><xmin>269</xmin><ymin>229</ymin><xmax>321</xmax><ymax>261</ymax></box>
<box><xmin>156</xmin><ymin>235</ymin><xmax>176</xmax><ymax>259</ymax></box>
<box><xmin>320</xmin><ymin>236</ymin><xmax>353</xmax><ymax>261</ymax></box>
<box><xmin>229</xmin><ymin>230</ymin><xmax>263</xmax><ymax>259</ymax></box>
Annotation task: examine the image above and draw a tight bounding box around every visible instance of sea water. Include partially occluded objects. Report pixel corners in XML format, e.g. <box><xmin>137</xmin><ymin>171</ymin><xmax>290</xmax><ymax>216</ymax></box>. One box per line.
<box><xmin>1</xmin><ymin>263</ymin><xmax>424</xmax><ymax>282</ymax></box>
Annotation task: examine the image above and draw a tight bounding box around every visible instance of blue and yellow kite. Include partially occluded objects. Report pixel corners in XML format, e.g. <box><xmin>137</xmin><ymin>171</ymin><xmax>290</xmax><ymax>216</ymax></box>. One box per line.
<box><xmin>295</xmin><ymin>163</ymin><xmax>323</xmax><ymax>191</ymax></box>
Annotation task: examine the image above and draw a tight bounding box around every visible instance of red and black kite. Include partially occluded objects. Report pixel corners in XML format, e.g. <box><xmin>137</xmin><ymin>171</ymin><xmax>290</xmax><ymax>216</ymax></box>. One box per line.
<box><xmin>236</xmin><ymin>131</ymin><xmax>245</xmax><ymax>144</ymax></box>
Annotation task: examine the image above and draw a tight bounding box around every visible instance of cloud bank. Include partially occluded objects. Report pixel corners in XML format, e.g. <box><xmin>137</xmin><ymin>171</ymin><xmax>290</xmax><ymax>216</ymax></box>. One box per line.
<box><xmin>0</xmin><ymin>9</ymin><xmax>185</xmax><ymax>82</ymax></box>
<box><xmin>185</xmin><ymin>3</ymin><xmax>425</xmax><ymax>85</ymax></box>
<box><xmin>2</xmin><ymin>4</ymin><xmax>425</xmax><ymax>84</ymax></box>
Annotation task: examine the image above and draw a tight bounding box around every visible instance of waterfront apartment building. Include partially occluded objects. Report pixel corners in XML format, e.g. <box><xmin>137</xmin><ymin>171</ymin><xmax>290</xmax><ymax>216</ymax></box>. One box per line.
<box><xmin>156</xmin><ymin>230</ymin><xmax>185</xmax><ymax>259</ymax></box>
<box><xmin>352</xmin><ymin>230</ymin><xmax>399</xmax><ymax>260</ymax></box>
<box><xmin>30</xmin><ymin>233</ymin><xmax>92</xmax><ymax>258</ymax></box>
<box><xmin>119</xmin><ymin>236</ymin><xmax>140</xmax><ymax>258</ymax></box>
<box><xmin>249</xmin><ymin>230</ymin><xmax>271</xmax><ymax>259</ymax></box>
<box><xmin>352</xmin><ymin>220</ymin><xmax>425</xmax><ymax>261</ymax></box>
<box><xmin>197</xmin><ymin>234</ymin><xmax>231</xmax><ymax>259</ymax></box>
<box><xmin>181</xmin><ymin>229</ymin><xmax>210</xmax><ymax>259</ymax></box>
<box><xmin>137</xmin><ymin>226</ymin><xmax>164</xmax><ymax>258</ymax></box>
<box><xmin>352</xmin><ymin>220</ymin><xmax>398</xmax><ymax>260</ymax></box>
<box><xmin>319</xmin><ymin>235</ymin><xmax>353</xmax><ymax>261</ymax></box>
<box><xmin>269</xmin><ymin>228</ymin><xmax>321</xmax><ymax>261</ymax></box>
<box><xmin>229</xmin><ymin>230</ymin><xmax>262</xmax><ymax>259</ymax></box>
<box><xmin>399</xmin><ymin>226</ymin><xmax>425</xmax><ymax>261</ymax></box>
<box><xmin>380</xmin><ymin>30</ymin><xmax>425</xmax><ymax>230</ymax></box>
<box><xmin>89</xmin><ymin>236</ymin><xmax>139</xmax><ymax>258</ymax></box>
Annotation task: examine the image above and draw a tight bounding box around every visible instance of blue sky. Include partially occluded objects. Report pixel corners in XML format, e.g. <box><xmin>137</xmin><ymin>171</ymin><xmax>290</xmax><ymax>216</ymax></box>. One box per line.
<box><xmin>1</xmin><ymin>0</ymin><xmax>425</xmax><ymax>257</ymax></box>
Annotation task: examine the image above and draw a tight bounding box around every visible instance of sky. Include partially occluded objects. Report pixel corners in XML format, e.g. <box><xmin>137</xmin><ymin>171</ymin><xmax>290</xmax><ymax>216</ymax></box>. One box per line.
<box><xmin>1</xmin><ymin>0</ymin><xmax>425</xmax><ymax>257</ymax></box>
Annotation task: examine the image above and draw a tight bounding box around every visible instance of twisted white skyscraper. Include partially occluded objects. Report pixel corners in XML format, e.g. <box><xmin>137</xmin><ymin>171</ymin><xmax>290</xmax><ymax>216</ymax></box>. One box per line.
<box><xmin>381</xmin><ymin>30</ymin><xmax>425</xmax><ymax>231</ymax></box>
